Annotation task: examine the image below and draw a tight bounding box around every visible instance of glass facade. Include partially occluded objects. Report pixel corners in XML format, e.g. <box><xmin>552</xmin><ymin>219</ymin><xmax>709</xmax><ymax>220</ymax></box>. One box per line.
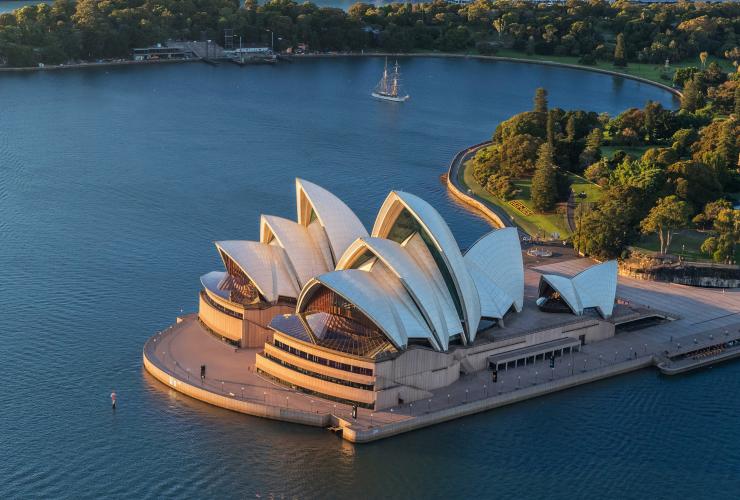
<box><xmin>300</xmin><ymin>286</ymin><xmax>392</xmax><ymax>356</ymax></box>
<box><xmin>273</xmin><ymin>338</ymin><xmax>374</xmax><ymax>376</ymax></box>
<box><xmin>263</xmin><ymin>352</ymin><xmax>374</xmax><ymax>391</ymax></box>
<box><xmin>201</xmin><ymin>290</ymin><xmax>243</xmax><ymax>319</ymax></box>
<box><xmin>257</xmin><ymin>368</ymin><xmax>374</xmax><ymax>409</ymax></box>
<box><xmin>218</xmin><ymin>250</ymin><xmax>263</xmax><ymax>304</ymax></box>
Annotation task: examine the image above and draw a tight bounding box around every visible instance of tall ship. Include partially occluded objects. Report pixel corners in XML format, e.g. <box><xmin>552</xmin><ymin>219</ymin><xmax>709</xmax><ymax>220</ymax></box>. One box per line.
<box><xmin>371</xmin><ymin>59</ymin><xmax>410</xmax><ymax>102</ymax></box>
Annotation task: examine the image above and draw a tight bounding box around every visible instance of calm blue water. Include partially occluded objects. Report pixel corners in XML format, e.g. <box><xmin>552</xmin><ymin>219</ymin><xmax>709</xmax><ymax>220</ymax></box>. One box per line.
<box><xmin>2</xmin><ymin>58</ymin><xmax>736</xmax><ymax>499</ymax></box>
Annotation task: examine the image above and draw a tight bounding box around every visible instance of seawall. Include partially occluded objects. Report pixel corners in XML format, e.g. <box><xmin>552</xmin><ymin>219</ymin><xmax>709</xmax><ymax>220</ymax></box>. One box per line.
<box><xmin>342</xmin><ymin>356</ymin><xmax>653</xmax><ymax>443</ymax></box>
<box><xmin>445</xmin><ymin>140</ymin><xmax>514</xmax><ymax>230</ymax></box>
<box><xmin>142</xmin><ymin>331</ymin><xmax>330</xmax><ymax>428</ymax></box>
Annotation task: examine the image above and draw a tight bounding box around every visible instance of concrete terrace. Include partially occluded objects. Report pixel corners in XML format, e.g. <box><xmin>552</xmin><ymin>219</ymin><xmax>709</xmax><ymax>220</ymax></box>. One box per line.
<box><xmin>144</xmin><ymin>258</ymin><xmax>740</xmax><ymax>442</ymax></box>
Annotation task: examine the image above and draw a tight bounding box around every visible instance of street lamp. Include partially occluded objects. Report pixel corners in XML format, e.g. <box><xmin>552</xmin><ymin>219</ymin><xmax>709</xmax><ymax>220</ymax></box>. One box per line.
<box><xmin>265</xmin><ymin>29</ymin><xmax>274</xmax><ymax>51</ymax></box>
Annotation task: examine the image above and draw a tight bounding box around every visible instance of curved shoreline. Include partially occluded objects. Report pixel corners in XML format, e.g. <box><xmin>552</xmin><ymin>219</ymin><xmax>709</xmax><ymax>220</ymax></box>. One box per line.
<box><xmin>445</xmin><ymin>140</ymin><xmax>514</xmax><ymax>231</ymax></box>
<box><xmin>294</xmin><ymin>52</ymin><xmax>683</xmax><ymax>99</ymax></box>
<box><xmin>0</xmin><ymin>50</ymin><xmax>682</xmax><ymax>98</ymax></box>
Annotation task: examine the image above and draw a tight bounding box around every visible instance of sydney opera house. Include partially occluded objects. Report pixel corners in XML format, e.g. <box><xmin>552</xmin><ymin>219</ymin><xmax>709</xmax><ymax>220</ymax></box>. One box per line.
<box><xmin>197</xmin><ymin>179</ymin><xmax>617</xmax><ymax>409</ymax></box>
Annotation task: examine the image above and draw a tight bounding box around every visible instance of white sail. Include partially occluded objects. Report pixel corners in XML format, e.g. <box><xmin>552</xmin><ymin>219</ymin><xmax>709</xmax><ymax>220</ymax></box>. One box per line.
<box><xmin>372</xmin><ymin>58</ymin><xmax>409</xmax><ymax>102</ymax></box>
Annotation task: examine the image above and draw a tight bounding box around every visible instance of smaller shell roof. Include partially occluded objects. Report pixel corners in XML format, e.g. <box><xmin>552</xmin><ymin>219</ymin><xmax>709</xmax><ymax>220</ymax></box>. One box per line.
<box><xmin>464</xmin><ymin>228</ymin><xmax>524</xmax><ymax>318</ymax></box>
<box><xmin>215</xmin><ymin>240</ymin><xmax>299</xmax><ymax>302</ymax></box>
<box><xmin>260</xmin><ymin>215</ymin><xmax>332</xmax><ymax>287</ymax></box>
<box><xmin>200</xmin><ymin>271</ymin><xmax>230</xmax><ymax>300</ymax></box>
<box><xmin>572</xmin><ymin>260</ymin><xmax>618</xmax><ymax>318</ymax></box>
<box><xmin>539</xmin><ymin>260</ymin><xmax>617</xmax><ymax>318</ymax></box>
<box><xmin>295</xmin><ymin>179</ymin><xmax>368</xmax><ymax>264</ymax></box>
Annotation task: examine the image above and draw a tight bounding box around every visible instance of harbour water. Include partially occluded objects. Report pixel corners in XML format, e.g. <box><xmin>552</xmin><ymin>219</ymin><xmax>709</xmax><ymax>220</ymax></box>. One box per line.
<box><xmin>2</xmin><ymin>58</ymin><xmax>738</xmax><ymax>498</ymax></box>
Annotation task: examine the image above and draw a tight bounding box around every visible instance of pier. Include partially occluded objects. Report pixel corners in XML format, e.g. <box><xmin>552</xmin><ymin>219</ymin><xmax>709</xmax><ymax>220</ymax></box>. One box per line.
<box><xmin>144</xmin><ymin>257</ymin><xmax>739</xmax><ymax>443</ymax></box>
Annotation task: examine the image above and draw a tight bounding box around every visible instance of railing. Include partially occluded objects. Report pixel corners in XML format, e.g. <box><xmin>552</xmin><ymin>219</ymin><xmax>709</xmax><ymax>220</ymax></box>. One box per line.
<box><xmin>143</xmin><ymin>326</ymin><xmax>291</xmax><ymax>404</ymax></box>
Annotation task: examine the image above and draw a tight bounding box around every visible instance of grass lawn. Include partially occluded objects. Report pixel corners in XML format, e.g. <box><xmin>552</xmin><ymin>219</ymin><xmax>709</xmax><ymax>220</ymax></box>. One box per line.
<box><xmin>569</xmin><ymin>173</ymin><xmax>602</xmax><ymax>203</ymax></box>
<box><xmin>631</xmin><ymin>229</ymin><xmax>739</xmax><ymax>262</ymax></box>
<box><xmin>491</xmin><ymin>49</ymin><xmax>733</xmax><ymax>87</ymax></box>
<box><xmin>601</xmin><ymin>145</ymin><xmax>652</xmax><ymax>160</ymax></box>
<box><xmin>461</xmin><ymin>162</ymin><xmax>603</xmax><ymax>239</ymax></box>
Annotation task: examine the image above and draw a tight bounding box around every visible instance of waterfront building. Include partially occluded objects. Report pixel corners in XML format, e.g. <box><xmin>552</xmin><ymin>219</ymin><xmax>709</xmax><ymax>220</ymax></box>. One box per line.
<box><xmin>199</xmin><ymin>179</ymin><xmax>617</xmax><ymax>409</ymax></box>
<box><xmin>536</xmin><ymin>261</ymin><xmax>618</xmax><ymax>319</ymax></box>
<box><xmin>132</xmin><ymin>45</ymin><xmax>193</xmax><ymax>61</ymax></box>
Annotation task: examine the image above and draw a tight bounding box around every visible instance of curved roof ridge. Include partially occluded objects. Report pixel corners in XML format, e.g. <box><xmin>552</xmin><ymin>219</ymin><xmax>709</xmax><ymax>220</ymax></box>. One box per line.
<box><xmin>539</xmin><ymin>260</ymin><xmax>617</xmax><ymax>318</ymax></box>
<box><xmin>215</xmin><ymin>240</ymin><xmax>299</xmax><ymax>302</ymax></box>
<box><xmin>572</xmin><ymin>260</ymin><xmax>618</xmax><ymax>318</ymax></box>
<box><xmin>372</xmin><ymin>190</ymin><xmax>481</xmax><ymax>342</ymax></box>
<box><xmin>297</xmin><ymin>270</ymin><xmax>408</xmax><ymax>349</ymax></box>
<box><xmin>337</xmin><ymin>236</ymin><xmax>455</xmax><ymax>350</ymax></box>
<box><xmin>260</xmin><ymin>214</ymin><xmax>331</xmax><ymax>287</ymax></box>
<box><xmin>295</xmin><ymin>179</ymin><xmax>368</xmax><ymax>265</ymax></box>
<box><xmin>464</xmin><ymin>227</ymin><xmax>524</xmax><ymax>315</ymax></box>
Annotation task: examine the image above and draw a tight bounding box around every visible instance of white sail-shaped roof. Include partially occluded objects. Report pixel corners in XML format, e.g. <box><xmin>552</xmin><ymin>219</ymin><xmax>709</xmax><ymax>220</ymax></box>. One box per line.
<box><xmin>366</xmin><ymin>262</ymin><xmax>440</xmax><ymax>350</ymax></box>
<box><xmin>260</xmin><ymin>215</ymin><xmax>332</xmax><ymax>287</ymax></box>
<box><xmin>298</xmin><ymin>269</ymin><xmax>425</xmax><ymax>350</ymax></box>
<box><xmin>539</xmin><ymin>260</ymin><xmax>617</xmax><ymax>318</ymax></box>
<box><xmin>215</xmin><ymin>240</ymin><xmax>299</xmax><ymax>302</ymax></box>
<box><xmin>372</xmin><ymin>191</ymin><xmax>481</xmax><ymax>343</ymax></box>
<box><xmin>337</xmin><ymin>237</ymin><xmax>457</xmax><ymax>350</ymax></box>
<box><xmin>402</xmin><ymin>232</ymin><xmax>464</xmax><ymax>341</ymax></box>
<box><xmin>295</xmin><ymin>179</ymin><xmax>368</xmax><ymax>265</ymax></box>
<box><xmin>572</xmin><ymin>260</ymin><xmax>618</xmax><ymax>318</ymax></box>
<box><xmin>464</xmin><ymin>228</ymin><xmax>524</xmax><ymax>318</ymax></box>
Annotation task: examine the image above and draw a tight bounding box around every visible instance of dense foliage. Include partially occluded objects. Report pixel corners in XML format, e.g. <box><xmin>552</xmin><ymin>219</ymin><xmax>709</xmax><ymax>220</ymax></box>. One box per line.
<box><xmin>572</xmin><ymin>65</ymin><xmax>740</xmax><ymax>261</ymax></box>
<box><xmin>472</xmin><ymin>62</ymin><xmax>739</xmax><ymax>262</ymax></box>
<box><xmin>0</xmin><ymin>0</ymin><xmax>739</xmax><ymax>68</ymax></box>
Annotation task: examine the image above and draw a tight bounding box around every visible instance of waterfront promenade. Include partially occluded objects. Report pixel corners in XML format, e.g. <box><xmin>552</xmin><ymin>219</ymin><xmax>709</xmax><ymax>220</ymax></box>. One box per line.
<box><xmin>144</xmin><ymin>260</ymin><xmax>739</xmax><ymax>443</ymax></box>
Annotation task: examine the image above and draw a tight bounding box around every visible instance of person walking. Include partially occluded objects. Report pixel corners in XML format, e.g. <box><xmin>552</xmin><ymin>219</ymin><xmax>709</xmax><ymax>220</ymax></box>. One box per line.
<box><xmin>110</xmin><ymin>391</ymin><xmax>117</xmax><ymax>410</ymax></box>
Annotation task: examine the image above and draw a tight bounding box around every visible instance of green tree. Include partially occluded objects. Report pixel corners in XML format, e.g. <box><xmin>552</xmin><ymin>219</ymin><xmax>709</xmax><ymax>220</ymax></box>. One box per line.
<box><xmin>643</xmin><ymin>100</ymin><xmax>657</xmax><ymax>142</ymax></box>
<box><xmin>681</xmin><ymin>76</ymin><xmax>704</xmax><ymax>112</ymax></box>
<box><xmin>692</xmin><ymin>199</ymin><xmax>732</xmax><ymax>229</ymax></box>
<box><xmin>584</xmin><ymin>159</ymin><xmax>610</xmax><ymax>186</ymax></box>
<box><xmin>573</xmin><ymin>185</ymin><xmax>644</xmax><ymax>259</ymax></box>
<box><xmin>565</xmin><ymin>114</ymin><xmax>576</xmax><ymax>142</ymax></box>
<box><xmin>525</xmin><ymin>35</ymin><xmax>535</xmax><ymax>55</ymax></box>
<box><xmin>735</xmin><ymin>84</ymin><xmax>740</xmax><ymax>117</ymax></box>
<box><xmin>492</xmin><ymin>17</ymin><xmax>506</xmax><ymax>40</ymax></box>
<box><xmin>640</xmin><ymin>195</ymin><xmax>691</xmax><ymax>255</ymax></box>
<box><xmin>546</xmin><ymin>110</ymin><xmax>556</xmax><ymax>145</ymax></box>
<box><xmin>699</xmin><ymin>209</ymin><xmax>739</xmax><ymax>263</ymax></box>
<box><xmin>534</xmin><ymin>87</ymin><xmax>548</xmax><ymax>114</ymax></box>
<box><xmin>485</xmin><ymin>174</ymin><xmax>515</xmax><ymax>200</ymax></box>
<box><xmin>614</xmin><ymin>33</ymin><xmax>626</xmax><ymax>67</ymax></box>
<box><xmin>531</xmin><ymin>142</ymin><xmax>558</xmax><ymax>212</ymax></box>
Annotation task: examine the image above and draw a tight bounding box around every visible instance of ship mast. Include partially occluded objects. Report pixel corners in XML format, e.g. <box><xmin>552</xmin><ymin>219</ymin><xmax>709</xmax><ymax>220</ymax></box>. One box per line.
<box><xmin>381</xmin><ymin>58</ymin><xmax>389</xmax><ymax>94</ymax></box>
<box><xmin>391</xmin><ymin>61</ymin><xmax>400</xmax><ymax>96</ymax></box>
